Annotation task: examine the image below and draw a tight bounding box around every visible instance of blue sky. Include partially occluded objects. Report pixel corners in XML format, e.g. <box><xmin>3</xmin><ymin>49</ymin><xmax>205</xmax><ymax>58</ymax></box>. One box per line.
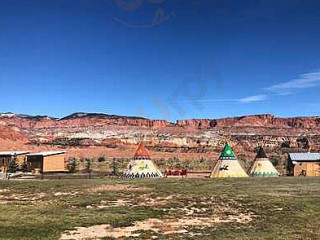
<box><xmin>0</xmin><ymin>0</ymin><xmax>320</xmax><ymax>121</ymax></box>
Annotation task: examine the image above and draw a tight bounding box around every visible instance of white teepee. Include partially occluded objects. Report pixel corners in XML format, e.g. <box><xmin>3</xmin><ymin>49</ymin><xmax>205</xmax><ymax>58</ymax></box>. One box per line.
<box><xmin>248</xmin><ymin>147</ymin><xmax>279</xmax><ymax>177</ymax></box>
<box><xmin>210</xmin><ymin>143</ymin><xmax>248</xmax><ymax>178</ymax></box>
<box><xmin>121</xmin><ymin>142</ymin><xmax>163</xmax><ymax>179</ymax></box>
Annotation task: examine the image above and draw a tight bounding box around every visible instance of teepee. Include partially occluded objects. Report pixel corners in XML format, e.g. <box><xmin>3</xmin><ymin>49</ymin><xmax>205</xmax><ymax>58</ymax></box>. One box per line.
<box><xmin>210</xmin><ymin>143</ymin><xmax>248</xmax><ymax>178</ymax></box>
<box><xmin>121</xmin><ymin>142</ymin><xmax>163</xmax><ymax>179</ymax></box>
<box><xmin>248</xmin><ymin>147</ymin><xmax>279</xmax><ymax>177</ymax></box>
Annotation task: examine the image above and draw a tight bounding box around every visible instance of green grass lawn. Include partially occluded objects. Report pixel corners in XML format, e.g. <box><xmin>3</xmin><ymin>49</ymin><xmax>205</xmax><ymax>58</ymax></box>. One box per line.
<box><xmin>0</xmin><ymin>177</ymin><xmax>320</xmax><ymax>240</ymax></box>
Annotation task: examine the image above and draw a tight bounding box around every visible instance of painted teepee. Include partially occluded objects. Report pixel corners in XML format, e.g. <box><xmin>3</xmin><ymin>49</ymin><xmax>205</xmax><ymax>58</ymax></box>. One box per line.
<box><xmin>210</xmin><ymin>143</ymin><xmax>248</xmax><ymax>178</ymax></box>
<box><xmin>248</xmin><ymin>147</ymin><xmax>279</xmax><ymax>177</ymax></box>
<box><xmin>121</xmin><ymin>142</ymin><xmax>163</xmax><ymax>179</ymax></box>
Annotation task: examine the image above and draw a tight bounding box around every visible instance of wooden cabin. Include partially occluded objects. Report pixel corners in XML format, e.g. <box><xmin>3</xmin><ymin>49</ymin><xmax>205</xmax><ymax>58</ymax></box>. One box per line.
<box><xmin>0</xmin><ymin>151</ymin><xmax>30</xmax><ymax>172</ymax></box>
<box><xmin>287</xmin><ymin>153</ymin><xmax>320</xmax><ymax>177</ymax></box>
<box><xmin>26</xmin><ymin>151</ymin><xmax>67</xmax><ymax>173</ymax></box>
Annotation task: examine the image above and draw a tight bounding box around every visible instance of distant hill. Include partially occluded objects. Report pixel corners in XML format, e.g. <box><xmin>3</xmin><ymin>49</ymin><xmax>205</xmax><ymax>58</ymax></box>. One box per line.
<box><xmin>0</xmin><ymin>112</ymin><xmax>318</xmax><ymax>161</ymax></box>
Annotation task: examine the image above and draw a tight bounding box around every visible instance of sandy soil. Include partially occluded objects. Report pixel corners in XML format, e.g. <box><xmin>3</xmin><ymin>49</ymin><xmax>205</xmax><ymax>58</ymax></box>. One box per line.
<box><xmin>60</xmin><ymin>214</ymin><xmax>253</xmax><ymax>239</ymax></box>
<box><xmin>61</xmin><ymin>194</ymin><xmax>255</xmax><ymax>239</ymax></box>
<box><xmin>89</xmin><ymin>185</ymin><xmax>151</xmax><ymax>193</ymax></box>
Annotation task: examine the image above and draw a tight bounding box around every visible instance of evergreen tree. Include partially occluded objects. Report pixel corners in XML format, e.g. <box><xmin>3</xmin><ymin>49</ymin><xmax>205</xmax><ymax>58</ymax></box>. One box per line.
<box><xmin>8</xmin><ymin>156</ymin><xmax>18</xmax><ymax>173</ymax></box>
<box><xmin>110</xmin><ymin>158</ymin><xmax>119</xmax><ymax>176</ymax></box>
<box><xmin>86</xmin><ymin>158</ymin><xmax>93</xmax><ymax>179</ymax></box>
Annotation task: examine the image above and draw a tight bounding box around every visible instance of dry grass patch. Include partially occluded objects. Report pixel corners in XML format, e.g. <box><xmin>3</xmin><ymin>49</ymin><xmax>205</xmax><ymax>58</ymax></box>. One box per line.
<box><xmin>60</xmin><ymin>214</ymin><xmax>254</xmax><ymax>239</ymax></box>
<box><xmin>61</xmin><ymin>214</ymin><xmax>254</xmax><ymax>240</ymax></box>
<box><xmin>0</xmin><ymin>188</ymin><xmax>9</xmax><ymax>193</ymax></box>
<box><xmin>85</xmin><ymin>194</ymin><xmax>176</xmax><ymax>209</ymax></box>
<box><xmin>62</xmin><ymin>194</ymin><xmax>255</xmax><ymax>239</ymax></box>
<box><xmin>89</xmin><ymin>184</ymin><xmax>151</xmax><ymax>193</ymax></box>
<box><xmin>0</xmin><ymin>192</ymin><xmax>46</xmax><ymax>202</ymax></box>
<box><xmin>54</xmin><ymin>192</ymin><xmax>79</xmax><ymax>197</ymax></box>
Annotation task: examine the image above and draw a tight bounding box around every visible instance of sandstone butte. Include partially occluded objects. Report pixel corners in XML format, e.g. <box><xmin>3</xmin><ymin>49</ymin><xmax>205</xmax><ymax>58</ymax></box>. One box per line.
<box><xmin>0</xmin><ymin>112</ymin><xmax>319</xmax><ymax>161</ymax></box>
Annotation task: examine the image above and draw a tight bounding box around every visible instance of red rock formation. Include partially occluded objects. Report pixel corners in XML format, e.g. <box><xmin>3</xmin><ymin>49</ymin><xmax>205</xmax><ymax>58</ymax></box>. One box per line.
<box><xmin>1</xmin><ymin>112</ymin><xmax>320</xmax><ymax>160</ymax></box>
<box><xmin>0</xmin><ymin>125</ymin><xmax>27</xmax><ymax>141</ymax></box>
<box><xmin>177</xmin><ymin>114</ymin><xmax>320</xmax><ymax>129</ymax></box>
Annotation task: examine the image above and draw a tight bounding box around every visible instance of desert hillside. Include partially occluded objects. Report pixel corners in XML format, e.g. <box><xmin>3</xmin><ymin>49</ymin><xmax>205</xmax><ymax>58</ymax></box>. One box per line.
<box><xmin>0</xmin><ymin>112</ymin><xmax>318</xmax><ymax>165</ymax></box>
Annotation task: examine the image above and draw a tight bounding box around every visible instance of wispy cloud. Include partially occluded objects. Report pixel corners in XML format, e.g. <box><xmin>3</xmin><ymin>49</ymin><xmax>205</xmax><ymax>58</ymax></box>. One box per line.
<box><xmin>173</xmin><ymin>96</ymin><xmax>267</xmax><ymax>104</ymax></box>
<box><xmin>238</xmin><ymin>94</ymin><xmax>267</xmax><ymax>103</ymax></box>
<box><xmin>239</xmin><ymin>70</ymin><xmax>320</xmax><ymax>103</ymax></box>
<box><xmin>173</xmin><ymin>70</ymin><xmax>320</xmax><ymax>106</ymax></box>
<box><xmin>173</xmin><ymin>99</ymin><xmax>237</xmax><ymax>103</ymax></box>
<box><xmin>265</xmin><ymin>71</ymin><xmax>320</xmax><ymax>95</ymax></box>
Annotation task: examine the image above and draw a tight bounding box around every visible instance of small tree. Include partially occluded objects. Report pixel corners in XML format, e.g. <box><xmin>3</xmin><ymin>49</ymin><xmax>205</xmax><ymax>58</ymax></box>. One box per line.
<box><xmin>8</xmin><ymin>156</ymin><xmax>18</xmax><ymax>173</ymax></box>
<box><xmin>21</xmin><ymin>160</ymin><xmax>28</xmax><ymax>173</ymax></box>
<box><xmin>67</xmin><ymin>157</ymin><xmax>78</xmax><ymax>173</ymax></box>
<box><xmin>110</xmin><ymin>158</ymin><xmax>119</xmax><ymax>177</ymax></box>
<box><xmin>86</xmin><ymin>158</ymin><xmax>93</xmax><ymax>179</ymax></box>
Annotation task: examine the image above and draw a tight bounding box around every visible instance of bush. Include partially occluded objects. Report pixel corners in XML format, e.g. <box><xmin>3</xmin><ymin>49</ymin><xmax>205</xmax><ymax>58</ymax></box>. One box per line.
<box><xmin>85</xmin><ymin>158</ymin><xmax>94</xmax><ymax>179</ymax></box>
<box><xmin>98</xmin><ymin>156</ymin><xmax>106</xmax><ymax>162</ymax></box>
<box><xmin>67</xmin><ymin>157</ymin><xmax>78</xmax><ymax>173</ymax></box>
<box><xmin>85</xmin><ymin>158</ymin><xmax>93</xmax><ymax>172</ymax></box>
<box><xmin>270</xmin><ymin>155</ymin><xmax>280</xmax><ymax>166</ymax></box>
<box><xmin>21</xmin><ymin>160</ymin><xmax>28</xmax><ymax>173</ymax></box>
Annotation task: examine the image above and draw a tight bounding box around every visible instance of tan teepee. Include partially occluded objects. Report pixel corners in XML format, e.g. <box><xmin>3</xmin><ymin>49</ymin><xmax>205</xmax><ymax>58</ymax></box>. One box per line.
<box><xmin>121</xmin><ymin>142</ymin><xmax>163</xmax><ymax>179</ymax></box>
<box><xmin>248</xmin><ymin>147</ymin><xmax>279</xmax><ymax>177</ymax></box>
<box><xmin>210</xmin><ymin>143</ymin><xmax>248</xmax><ymax>178</ymax></box>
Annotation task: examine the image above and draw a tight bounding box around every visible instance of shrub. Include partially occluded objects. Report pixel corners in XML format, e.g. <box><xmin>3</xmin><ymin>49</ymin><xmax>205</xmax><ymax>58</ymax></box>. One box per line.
<box><xmin>270</xmin><ymin>155</ymin><xmax>282</xmax><ymax>167</ymax></box>
<box><xmin>85</xmin><ymin>158</ymin><xmax>93</xmax><ymax>179</ymax></box>
<box><xmin>67</xmin><ymin>157</ymin><xmax>78</xmax><ymax>173</ymax></box>
<box><xmin>98</xmin><ymin>156</ymin><xmax>106</xmax><ymax>162</ymax></box>
<box><xmin>21</xmin><ymin>160</ymin><xmax>28</xmax><ymax>173</ymax></box>
<box><xmin>110</xmin><ymin>158</ymin><xmax>119</xmax><ymax>176</ymax></box>
<box><xmin>85</xmin><ymin>158</ymin><xmax>93</xmax><ymax>172</ymax></box>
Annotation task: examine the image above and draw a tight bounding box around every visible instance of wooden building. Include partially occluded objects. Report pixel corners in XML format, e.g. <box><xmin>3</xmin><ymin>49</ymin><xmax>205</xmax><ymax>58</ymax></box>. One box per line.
<box><xmin>287</xmin><ymin>153</ymin><xmax>320</xmax><ymax>177</ymax></box>
<box><xmin>26</xmin><ymin>151</ymin><xmax>67</xmax><ymax>173</ymax></box>
<box><xmin>0</xmin><ymin>151</ymin><xmax>30</xmax><ymax>172</ymax></box>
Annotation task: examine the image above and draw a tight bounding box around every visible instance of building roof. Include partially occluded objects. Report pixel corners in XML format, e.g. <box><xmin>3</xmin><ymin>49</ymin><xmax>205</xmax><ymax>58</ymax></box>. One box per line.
<box><xmin>219</xmin><ymin>143</ymin><xmax>236</xmax><ymax>160</ymax></box>
<box><xmin>289</xmin><ymin>153</ymin><xmax>320</xmax><ymax>162</ymax></box>
<box><xmin>256</xmin><ymin>147</ymin><xmax>268</xmax><ymax>159</ymax></box>
<box><xmin>133</xmin><ymin>142</ymin><xmax>150</xmax><ymax>159</ymax></box>
<box><xmin>27</xmin><ymin>151</ymin><xmax>66</xmax><ymax>157</ymax></box>
<box><xmin>0</xmin><ymin>151</ymin><xmax>30</xmax><ymax>156</ymax></box>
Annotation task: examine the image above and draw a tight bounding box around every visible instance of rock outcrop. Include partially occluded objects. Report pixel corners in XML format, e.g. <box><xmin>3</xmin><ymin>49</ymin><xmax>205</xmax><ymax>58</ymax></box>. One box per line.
<box><xmin>1</xmin><ymin>112</ymin><xmax>320</xmax><ymax>160</ymax></box>
<box><xmin>177</xmin><ymin>114</ymin><xmax>320</xmax><ymax>129</ymax></box>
